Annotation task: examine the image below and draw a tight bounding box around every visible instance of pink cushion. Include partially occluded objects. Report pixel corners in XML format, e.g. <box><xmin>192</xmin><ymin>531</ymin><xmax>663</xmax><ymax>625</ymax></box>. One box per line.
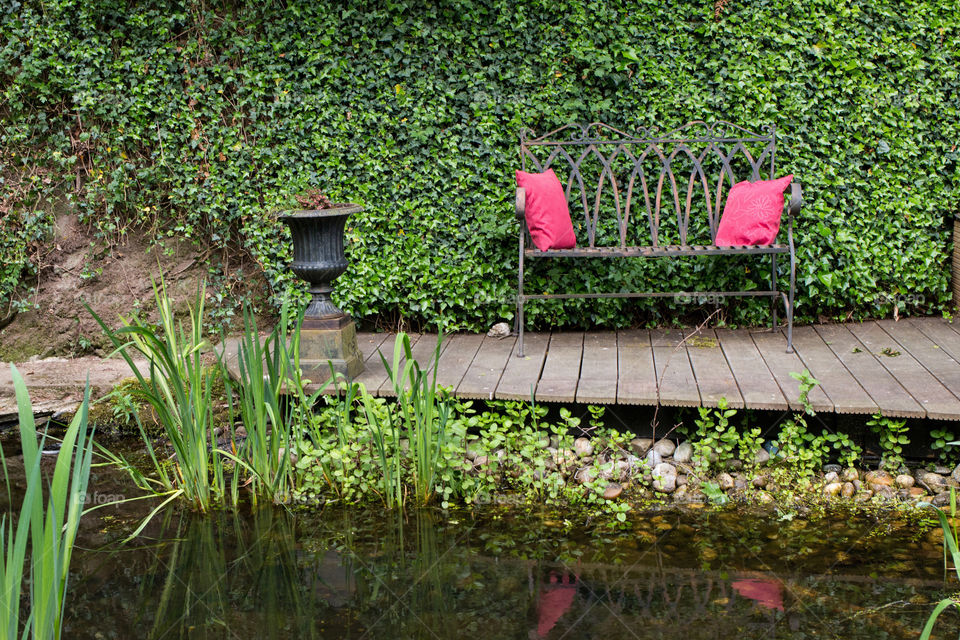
<box><xmin>516</xmin><ymin>169</ymin><xmax>577</xmax><ymax>251</ymax></box>
<box><xmin>715</xmin><ymin>175</ymin><xmax>793</xmax><ymax>246</ymax></box>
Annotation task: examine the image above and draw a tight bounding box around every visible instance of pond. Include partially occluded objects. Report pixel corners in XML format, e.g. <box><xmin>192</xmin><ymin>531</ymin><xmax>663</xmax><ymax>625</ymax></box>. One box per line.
<box><xmin>2</xmin><ymin>435</ymin><xmax>956</xmax><ymax>639</ymax></box>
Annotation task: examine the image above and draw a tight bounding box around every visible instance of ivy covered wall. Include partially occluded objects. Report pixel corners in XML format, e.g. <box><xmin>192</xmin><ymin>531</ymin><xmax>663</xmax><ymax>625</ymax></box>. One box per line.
<box><xmin>1</xmin><ymin>0</ymin><xmax>958</xmax><ymax>330</ymax></box>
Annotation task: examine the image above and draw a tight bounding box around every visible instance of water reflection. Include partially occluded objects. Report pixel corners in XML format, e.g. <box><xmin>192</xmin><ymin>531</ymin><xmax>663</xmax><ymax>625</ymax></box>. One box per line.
<box><xmin>63</xmin><ymin>506</ymin><xmax>954</xmax><ymax>639</ymax></box>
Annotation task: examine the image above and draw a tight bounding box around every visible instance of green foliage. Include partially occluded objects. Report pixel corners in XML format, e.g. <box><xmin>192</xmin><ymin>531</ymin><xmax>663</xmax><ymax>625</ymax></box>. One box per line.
<box><xmin>868</xmin><ymin>412</ymin><xmax>910</xmax><ymax>470</ymax></box>
<box><xmin>2</xmin><ymin>365</ymin><xmax>95</xmax><ymax>640</ymax></box>
<box><xmin>790</xmin><ymin>370</ymin><xmax>820</xmax><ymax>416</ymax></box>
<box><xmin>690</xmin><ymin>398</ymin><xmax>762</xmax><ymax>469</ymax></box>
<box><xmin>2</xmin><ymin>0</ymin><xmax>959</xmax><ymax>328</ymax></box>
<box><xmin>930</xmin><ymin>428</ymin><xmax>960</xmax><ymax>465</ymax></box>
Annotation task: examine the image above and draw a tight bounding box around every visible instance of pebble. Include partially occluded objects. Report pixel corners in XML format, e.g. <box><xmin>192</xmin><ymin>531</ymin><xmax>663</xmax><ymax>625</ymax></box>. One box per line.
<box><xmin>754</xmin><ymin>448</ymin><xmax>771</xmax><ymax>466</ymax></box>
<box><xmin>751</xmin><ymin>475</ymin><xmax>768</xmax><ymax>488</ymax></box>
<box><xmin>841</xmin><ymin>482</ymin><xmax>856</xmax><ymax>498</ymax></box>
<box><xmin>652</xmin><ymin>439</ymin><xmax>676</xmax><ymax>457</ymax></box>
<box><xmin>717</xmin><ymin>473</ymin><xmax>734</xmax><ymax>491</ymax></box>
<box><xmin>908</xmin><ymin>487</ymin><xmax>927</xmax><ymax>498</ymax></box>
<box><xmin>823</xmin><ymin>464</ymin><xmax>842</xmax><ymax>474</ymax></box>
<box><xmin>574</xmin><ymin>437</ymin><xmax>593</xmax><ymax>458</ymax></box>
<box><xmin>920</xmin><ymin>472</ymin><xmax>947</xmax><ymax>490</ymax></box>
<box><xmin>673</xmin><ymin>442</ymin><xmax>693</xmax><ymax>463</ymax></box>
<box><xmin>676</xmin><ymin>474</ymin><xmax>689</xmax><ymax>487</ymax></box>
<box><xmin>756</xmin><ymin>491</ymin><xmax>774</xmax><ymax>504</ymax></box>
<box><xmin>856</xmin><ymin>490</ymin><xmax>874</xmax><ymax>502</ymax></box>
<box><xmin>727</xmin><ymin>459</ymin><xmax>744</xmax><ymax>471</ymax></box>
<box><xmin>824</xmin><ymin>471</ymin><xmax>839</xmax><ymax>484</ymax></box>
<box><xmin>873</xmin><ymin>485</ymin><xmax>895</xmax><ymax>499</ymax></box>
<box><xmin>603</xmin><ymin>483</ymin><xmax>623</xmax><ymax>500</ymax></box>
<box><xmin>631</xmin><ymin>438</ymin><xmax>654</xmax><ymax>455</ymax></box>
<box><xmin>934</xmin><ymin>465</ymin><xmax>953</xmax><ymax>476</ymax></box>
<box><xmin>864</xmin><ymin>470</ymin><xmax>894</xmax><ymax>486</ymax></box>
<box><xmin>645</xmin><ymin>449</ymin><xmax>663</xmax><ymax>469</ymax></box>
<box><xmin>841</xmin><ymin>468</ymin><xmax>859</xmax><ymax>482</ymax></box>
<box><xmin>652</xmin><ymin>462</ymin><xmax>677</xmax><ymax>493</ymax></box>
<box><xmin>823</xmin><ymin>482</ymin><xmax>843</xmax><ymax>497</ymax></box>
<box><xmin>486</xmin><ymin>322</ymin><xmax>511</xmax><ymax>338</ymax></box>
<box><xmin>575</xmin><ymin>467</ymin><xmax>597</xmax><ymax>484</ymax></box>
<box><xmin>895</xmin><ymin>474</ymin><xmax>915</xmax><ymax>489</ymax></box>
<box><xmin>932</xmin><ymin>492</ymin><xmax>953</xmax><ymax>507</ymax></box>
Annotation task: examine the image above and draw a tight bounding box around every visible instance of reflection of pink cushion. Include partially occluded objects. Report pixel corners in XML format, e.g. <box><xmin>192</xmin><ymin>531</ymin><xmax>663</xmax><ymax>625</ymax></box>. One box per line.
<box><xmin>715</xmin><ymin>175</ymin><xmax>793</xmax><ymax>246</ymax></box>
<box><xmin>732</xmin><ymin>578</ymin><xmax>785</xmax><ymax>611</ymax></box>
<box><xmin>516</xmin><ymin>169</ymin><xmax>577</xmax><ymax>251</ymax></box>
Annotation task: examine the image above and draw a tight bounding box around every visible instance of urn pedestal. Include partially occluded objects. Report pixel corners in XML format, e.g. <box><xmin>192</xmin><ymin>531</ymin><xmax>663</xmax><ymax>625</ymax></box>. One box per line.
<box><xmin>280</xmin><ymin>205</ymin><xmax>364</xmax><ymax>381</ymax></box>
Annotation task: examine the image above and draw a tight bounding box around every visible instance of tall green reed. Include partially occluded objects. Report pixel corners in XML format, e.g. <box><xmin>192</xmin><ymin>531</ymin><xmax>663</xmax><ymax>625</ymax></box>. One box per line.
<box><xmin>921</xmin><ymin>486</ymin><xmax>960</xmax><ymax>640</ymax></box>
<box><xmin>1</xmin><ymin>365</ymin><xmax>94</xmax><ymax>640</ymax></box>
<box><xmin>90</xmin><ymin>279</ymin><xmax>229</xmax><ymax>511</ymax></box>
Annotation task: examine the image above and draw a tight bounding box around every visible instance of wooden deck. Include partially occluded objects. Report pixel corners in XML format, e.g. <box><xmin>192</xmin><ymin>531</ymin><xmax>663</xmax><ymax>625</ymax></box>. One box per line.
<box><xmin>352</xmin><ymin>317</ymin><xmax>960</xmax><ymax>420</ymax></box>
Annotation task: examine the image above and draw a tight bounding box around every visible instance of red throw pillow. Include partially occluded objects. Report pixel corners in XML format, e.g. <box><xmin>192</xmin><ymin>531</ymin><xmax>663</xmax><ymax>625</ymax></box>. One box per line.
<box><xmin>516</xmin><ymin>169</ymin><xmax>577</xmax><ymax>251</ymax></box>
<box><xmin>715</xmin><ymin>175</ymin><xmax>793</xmax><ymax>246</ymax></box>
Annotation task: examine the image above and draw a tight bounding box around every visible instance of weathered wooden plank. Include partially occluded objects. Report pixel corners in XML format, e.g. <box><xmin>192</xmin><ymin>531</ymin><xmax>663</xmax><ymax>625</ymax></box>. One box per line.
<box><xmin>616</xmin><ymin>329</ymin><xmax>659</xmax><ymax>405</ymax></box>
<box><xmin>850</xmin><ymin>321</ymin><xmax>960</xmax><ymax>420</ymax></box>
<box><xmin>536</xmin><ymin>332</ymin><xmax>584</xmax><ymax>403</ymax></box>
<box><xmin>750</xmin><ymin>330</ymin><xmax>832</xmax><ymax>413</ymax></box>
<box><xmin>650</xmin><ymin>328</ymin><xmax>700</xmax><ymax>407</ymax></box>
<box><xmin>909</xmin><ymin>317</ymin><xmax>960</xmax><ymax>364</ymax></box>
<box><xmin>786</xmin><ymin>326</ymin><xmax>877</xmax><ymax>414</ymax></box>
<box><xmin>353</xmin><ymin>333</ymin><xmax>419</xmax><ymax>395</ymax></box>
<box><xmin>379</xmin><ymin>333</ymin><xmax>445</xmax><ymax>397</ymax></box>
<box><xmin>685</xmin><ymin>329</ymin><xmax>743</xmax><ymax>408</ymax></box>
<box><xmin>878</xmin><ymin>319</ymin><xmax>960</xmax><ymax>408</ymax></box>
<box><xmin>495</xmin><ymin>333</ymin><xmax>549</xmax><ymax>401</ymax></box>
<box><xmin>433</xmin><ymin>333</ymin><xmax>485</xmax><ymax>393</ymax></box>
<box><xmin>575</xmin><ymin>332</ymin><xmax>619</xmax><ymax>404</ymax></box>
<box><xmin>716</xmin><ymin>328</ymin><xmax>787</xmax><ymax>411</ymax></box>
<box><xmin>814</xmin><ymin>324</ymin><xmax>922</xmax><ymax>417</ymax></box>
<box><xmin>456</xmin><ymin>334</ymin><xmax>516</xmax><ymax>400</ymax></box>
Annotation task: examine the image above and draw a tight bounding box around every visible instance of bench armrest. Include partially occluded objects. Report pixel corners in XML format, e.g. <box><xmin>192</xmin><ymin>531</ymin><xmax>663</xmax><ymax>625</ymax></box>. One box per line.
<box><xmin>787</xmin><ymin>182</ymin><xmax>802</xmax><ymax>218</ymax></box>
<box><xmin>515</xmin><ymin>187</ymin><xmax>526</xmax><ymax>221</ymax></box>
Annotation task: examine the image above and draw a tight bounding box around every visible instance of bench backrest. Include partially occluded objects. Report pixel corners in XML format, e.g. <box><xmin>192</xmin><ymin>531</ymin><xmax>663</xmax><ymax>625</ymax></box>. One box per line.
<box><xmin>519</xmin><ymin>121</ymin><xmax>779</xmax><ymax>248</ymax></box>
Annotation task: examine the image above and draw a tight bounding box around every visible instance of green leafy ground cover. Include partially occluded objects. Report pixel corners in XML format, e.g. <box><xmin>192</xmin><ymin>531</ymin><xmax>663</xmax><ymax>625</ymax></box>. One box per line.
<box><xmin>1</xmin><ymin>0</ymin><xmax>958</xmax><ymax>330</ymax></box>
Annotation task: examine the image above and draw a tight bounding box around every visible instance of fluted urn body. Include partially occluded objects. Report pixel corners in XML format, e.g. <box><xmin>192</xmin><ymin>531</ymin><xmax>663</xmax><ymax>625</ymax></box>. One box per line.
<box><xmin>279</xmin><ymin>204</ymin><xmax>364</xmax><ymax>380</ymax></box>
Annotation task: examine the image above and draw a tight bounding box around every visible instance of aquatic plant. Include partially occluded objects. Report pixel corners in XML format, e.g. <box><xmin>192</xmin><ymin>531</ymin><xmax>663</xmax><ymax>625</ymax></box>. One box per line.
<box><xmin>220</xmin><ymin>302</ymin><xmax>321</xmax><ymax>505</ymax></box>
<box><xmin>920</xmin><ymin>487</ymin><xmax>960</xmax><ymax>639</ymax></box>
<box><xmin>1</xmin><ymin>365</ymin><xmax>95</xmax><ymax>640</ymax></box>
<box><xmin>90</xmin><ymin>279</ymin><xmax>230</xmax><ymax>511</ymax></box>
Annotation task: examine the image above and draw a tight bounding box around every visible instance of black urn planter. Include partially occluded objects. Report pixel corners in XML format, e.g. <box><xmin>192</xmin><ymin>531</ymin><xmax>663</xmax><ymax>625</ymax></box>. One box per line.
<box><xmin>279</xmin><ymin>204</ymin><xmax>364</xmax><ymax>380</ymax></box>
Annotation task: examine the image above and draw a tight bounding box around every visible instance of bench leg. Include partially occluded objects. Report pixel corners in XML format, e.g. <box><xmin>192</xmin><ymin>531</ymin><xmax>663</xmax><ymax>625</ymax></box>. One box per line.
<box><xmin>516</xmin><ymin>234</ymin><xmax>525</xmax><ymax>358</ymax></box>
<box><xmin>770</xmin><ymin>253</ymin><xmax>778</xmax><ymax>331</ymax></box>
<box><xmin>786</xmin><ymin>247</ymin><xmax>796</xmax><ymax>353</ymax></box>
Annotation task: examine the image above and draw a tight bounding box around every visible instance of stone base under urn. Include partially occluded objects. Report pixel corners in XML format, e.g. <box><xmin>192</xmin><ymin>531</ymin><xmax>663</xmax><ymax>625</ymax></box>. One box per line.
<box><xmin>298</xmin><ymin>313</ymin><xmax>364</xmax><ymax>381</ymax></box>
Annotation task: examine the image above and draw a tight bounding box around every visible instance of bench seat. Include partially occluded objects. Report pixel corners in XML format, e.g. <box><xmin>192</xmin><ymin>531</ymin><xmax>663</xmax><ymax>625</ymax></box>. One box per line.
<box><xmin>526</xmin><ymin>243</ymin><xmax>790</xmax><ymax>258</ymax></box>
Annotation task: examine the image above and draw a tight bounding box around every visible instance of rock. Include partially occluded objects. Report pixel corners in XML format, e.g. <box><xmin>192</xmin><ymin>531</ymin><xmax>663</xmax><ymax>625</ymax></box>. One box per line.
<box><xmin>841</xmin><ymin>482</ymin><xmax>856</xmax><ymax>498</ymax></box>
<box><xmin>824</xmin><ymin>471</ymin><xmax>839</xmax><ymax>484</ymax></box>
<box><xmin>864</xmin><ymin>470</ymin><xmax>894</xmax><ymax>487</ymax></box>
<box><xmin>751</xmin><ymin>475</ymin><xmax>768</xmax><ymax>488</ymax></box>
<box><xmin>856</xmin><ymin>490</ymin><xmax>873</xmax><ymax>502</ymax></box>
<box><xmin>673</xmin><ymin>442</ymin><xmax>693</xmax><ymax>463</ymax></box>
<box><xmin>934</xmin><ymin>465</ymin><xmax>953</xmax><ymax>476</ymax></box>
<box><xmin>575</xmin><ymin>467</ymin><xmax>597</xmax><ymax>485</ymax></box>
<box><xmin>920</xmin><ymin>472</ymin><xmax>947</xmax><ymax>490</ymax></box>
<box><xmin>841</xmin><ymin>468</ymin><xmax>859</xmax><ymax>483</ymax></box>
<box><xmin>824</xmin><ymin>482</ymin><xmax>843</xmax><ymax>497</ymax></box>
<box><xmin>603</xmin><ymin>483</ymin><xmax>623</xmax><ymax>500</ymax></box>
<box><xmin>823</xmin><ymin>464</ymin><xmax>842</xmax><ymax>474</ymax></box>
<box><xmin>473</xmin><ymin>455</ymin><xmax>489</xmax><ymax>467</ymax></box>
<box><xmin>932</xmin><ymin>491</ymin><xmax>953</xmax><ymax>507</ymax></box>
<box><xmin>726</xmin><ymin>459</ymin><xmax>744</xmax><ymax>471</ymax></box>
<box><xmin>652</xmin><ymin>462</ymin><xmax>677</xmax><ymax>493</ymax></box>
<box><xmin>895</xmin><ymin>474</ymin><xmax>915</xmax><ymax>489</ymax></box>
<box><xmin>574</xmin><ymin>437</ymin><xmax>593</xmax><ymax>458</ymax></box>
<box><xmin>653</xmin><ymin>439</ymin><xmax>676</xmax><ymax>457</ymax></box>
<box><xmin>487</xmin><ymin>322</ymin><xmax>511</xmax><ymax>338</ymax></box>
<box><xmin>872</xmin><ymin>485</ymin><xmax>895</xmax><ymax>499</ymax></box>
<box><xmin>717</xmin><ymin>473</ymin><xmax>735</xmax><ymax>491</ymax></box>
<box><xmin>676</xmin><ymin>474</ymin><xmax>689</xmax><ymax>487</ymax></box>
<box><xmin>672</xmin><ymin>484</ymin><xmax>688</xmax><ymax>500</ymax></box>
<box><xmin>644</xmin><ymin>449</ymin><xmax>663</xmax><ymax>469</ymax></box>
<box><xmin>734</xmin><ymin>476</ymin><xmax>748</xmax><ymax>491</ymax></box>
<box><xmin>465</xmin><ymin>441</ymin><xmax>480</xmax><ymax>461</ymax></box>
<box><xmin>754</xmin><ymin>448</ymin><xmax>771</xmax><ymax>466</ymax></box>
<box><xmin>614</xmin><ymin>460</ymin><xmax>632</xmax><ymax>481</ymax></box>
<box><xmin>675</xmin><ymin>462</ymin><xmax>696</xmax><ymax>476</ymax></box>
<box><xmin>756</xmin><ymin>491</ymin><xmax>774</xmax><ymax>504</ymax></box>
<box><xmin>235</xmin><ymin>425</ymin><xmax>247</xmax><ymax>439</ymax></box>
<box><xmin>631</xmin><ymin>438</ymin><xmax>654</xmax><ymax>455</ymax></box>
<box><xmin>908</xmin><ymin>487</ymin><xmax>927</xmax><ymax>498</ymax></box>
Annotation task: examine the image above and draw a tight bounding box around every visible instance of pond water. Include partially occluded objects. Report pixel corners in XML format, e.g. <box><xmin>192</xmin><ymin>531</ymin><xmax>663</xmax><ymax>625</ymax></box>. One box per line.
<box><xmin>3</xmin><ymin>436</ymin><xmax>958</xmax><ymax>639</ymax></box>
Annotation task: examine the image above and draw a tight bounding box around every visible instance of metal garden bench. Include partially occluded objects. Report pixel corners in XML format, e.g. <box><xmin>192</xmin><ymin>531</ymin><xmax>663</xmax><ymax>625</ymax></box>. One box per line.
<box><xmin>514</xmin><ymin>121</ymin><xmax>802</xmax><ymax>356</ymax></box>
